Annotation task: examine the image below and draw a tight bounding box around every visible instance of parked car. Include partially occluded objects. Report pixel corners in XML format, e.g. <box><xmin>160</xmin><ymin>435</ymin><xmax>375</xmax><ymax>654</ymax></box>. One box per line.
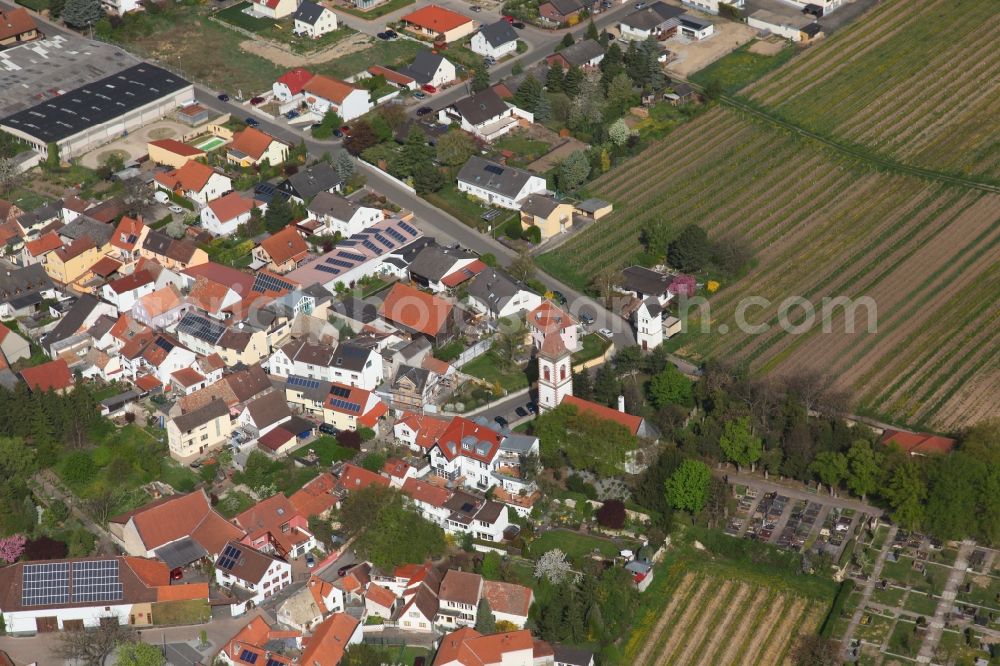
<box><xmin>512</xmin><ymin>21</ymin><xmax>525</xmax><ymax>28</ymax></box>
<box><xmin>422</xmin><ymin>84</ymin><xmax>438</xmax><ymax>94</ymax></box>
<box><xmin>416</xmin><ymin>106</ymin><xmax>433</xmax><ymax>116</ymax></box>
<box><xmin>494</xmin><ymin>416</ymin><xmax>509</xmax><ymax>428</ymax></box>
<box><xmin>332</xmin><ymin>128</ymin><xmax>343</xmax><ymax>138</ymax></box>
<box><xmin>604</xmin><ymin>31</ymin><xmax>616</xmax><ymax>41</ymax></box>
<box><xmin>245</xmin><ymin>117</ymin><xmax>260</xmax><ymax>127</ymax></box>
<box><xmin>305</xmin><ymin>553</ymin><xmax>315</xmax><ymax>568</ymax></box>
<box><xmin>526</xmin><ymin>401</ymin><xmax>538</xmax><ymax>414</ymax></box>
<box><xmin>502</xmin><ymin>14</ymin><xmax>515</xmax><ymax>23</ymax></box>
<box><xmin>469</xmin><ymin>4</ymin><xmax>481</xmax><ymax>10</ymax></box>
<box><xmin>285</xmin><ymin>110</ymin><xmax>300</xmax><ymax>119</ymax></box>
<box><xmin>318</xmin><ymin>423</ymin><xmax>338</xmax><ymax>435</ymax></box>
<box><xmin>249</xmin><ymin>96</ymin><xmax>265</xmax><ymax>106</ymax></box>
<box><xmin>168</xmin><ymin>205</ymin><xmax>184</xmax><ymax>214</ymax></box>
<box><xmin>580</xmin><ymin>311</ymin><xmax>595</xmax><ymax>325</ymax></box>
<box><xmin>515</xmin><ymin>406</ymin><xmax>528</xmax><ymax>418</ymax></box>
<box><xmin>217</xmin><ymin>92</ymin><xmax>230</xmax><ymax>102</ymax></box>
<box><xmin>340</xmin><ymin>125</ymin><xmax>352</xmax><ymax>136</ymax></box>
<box><xmin>412</xmin><ymin>90</ymin><xmax>427</xmax><ymax>99</ymax></box>
<box><xmin>384</xmin><ymin>29</ymin><xmax>398</xmax><ymax>39</ymax></box>
<box><xmin>635</xmin><ymin>1</ymin><xmax>646</xmax><ymax>8</ymax></box>
<box><xmin>598</xmin><ymin>327</ymin><xmax>613</xmax><ymax>338</ymax></box>
<box><xmin>376</xmin><ymin>31</ymin><xmax>390</xmax><ymax>40</ymax></box>
<box><xmin>484</xmin><ymin>56</ymin><xmax>496</xmax><ymax>66</ymax></box>
<box><xmin>552</xmin><ymin>290</ymin><xmax>567</xmax><ymax>305</ymax></box>
<box><xmin>170</xmin><ymin>568</ymin><xmax>183</xmax><ymax>581</ymax></box>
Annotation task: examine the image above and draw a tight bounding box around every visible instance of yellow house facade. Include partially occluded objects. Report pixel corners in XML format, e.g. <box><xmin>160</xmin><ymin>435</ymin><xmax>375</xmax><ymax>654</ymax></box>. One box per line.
<box><xmin>520</xmin><ymin>195</ymin><xmax>575</xmax><ymax>241</ymax></box>
<box><xmin>44</xmin><ymin>238</ymin><xmax>112</xmax><ymax>285</ymax></box>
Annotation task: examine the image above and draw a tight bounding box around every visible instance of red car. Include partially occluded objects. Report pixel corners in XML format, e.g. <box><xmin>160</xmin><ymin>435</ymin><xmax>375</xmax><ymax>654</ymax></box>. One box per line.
<box><xmin>502</xmin><ymin>14</ymin><xmax>515</xmax><ymax>23</ymax></box>
<box><xmin>422</xmin><ymin>84</ymin><xmax>438</xmax><ymax>94</ymax></box>
<box><xmin>340</xmin><ymin>125</ymin><xmax>352</xmax><ymax>137</ymax></box>
<box><xmin>249</xmin><ymin>96</ymin><xmax>265</xmax><ymax>106</ymax></box>
<box><xmin>170</xmin><ymin>568</ymin><xmax>183</xmax><ymax>581</ymax></box>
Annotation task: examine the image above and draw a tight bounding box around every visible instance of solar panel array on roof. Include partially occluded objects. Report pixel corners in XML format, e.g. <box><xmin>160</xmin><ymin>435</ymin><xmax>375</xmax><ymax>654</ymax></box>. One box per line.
<box><xmin>154</xmin><ymin>337</ymin><xmax>174</xmax><ymax>353</ymax></box>
<box><xmin>177</xmin><ymin>313</ymin><xmax>226</xmax><ymax>344</ymax></box>
<box><xmin>71</xmin><ymin>560</ymin><xmax>123</xmax><ymax>603</ymax></box>
<box><xmin>217</xmin><ymin>544</ymin><xmax>242</xmax><ymax>571</ymax></box>
<box><xmin>484</xmin><ymin>164</ymin><xmax>504</xmax><ymax>175</ymax></box>
<box><xmin>340</xmin><ymin>251</ymin><xmax>366</xmax><ymax>262</ymax></box>
<box><xmin>253</xmin><ymin>272</ymin><xmax>294</xmax><ymax>294</ymax></box>
<box><xmin>386</xmin><ymin>228</ymin><xmax>406</xmax><ymax>243</ymax></box>
<box><xmin>330</xmin><ymin>385</ymin><xmax>351</xmax><ymax>398</ymax></box>
<box><xmin>266</xmin><ymin>658</ymin><xmax>283</xmax><ymax>666</ymax></box>
<box><xmin>362</xmin><ymin>239</ymin><xmax>379</xmax><ymax>253</ymax></box>
<box><xmin>316</xmin><ymin>264</ymin><xmax>339</xmax><ymax>274</ymax></box>
<box><xmin>327</xmin><ymin>258</ymin><xmax>352</xmax><ymax>269</ymax></box>
<box><xmin>374</xmin><ymin>232</ymin><xmax>394</xmax><ymax>249</ymax></box>
<box><xmin>21</xmin><ymin>562</ymin><xmax>70</xmax><ymax>606</ymax></box>
<box><xmin>287</xmin><ymin>375</ymin><xmax>323</xmax><ymax>390</ymax></box>
<box><xmin>328</xmin><ymin>398</ymin><xmax>361</xmax><ymax>413</ymax></box>
<box><xmin>240</xmin><ymin>649</ymin><xmax>259</xmax><ymax>664</ymax></box>
<box><xmin>399</xmin><ymin>221</ymin><xmax>418</xmax><ymax>236</ymax></box>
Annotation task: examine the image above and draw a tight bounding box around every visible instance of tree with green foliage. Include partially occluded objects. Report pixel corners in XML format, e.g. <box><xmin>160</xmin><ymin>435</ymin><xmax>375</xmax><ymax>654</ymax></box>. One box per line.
<box><xmin>472</xmin><ymin>63</ymin><xmax>491</xmax><ymax>92</ymax></box>
<box><xmin>664</xmin><ymin>458</ymin><xmax>711</xmax><ymax>516</ymax></box>
<box><xmin>535</xmin><ymin>403</ymin><xmax>637</xmax><ymax>477</ymax></box>
<box><xmin>600</xmin><ymin>42</ymin><xmax>624</xmax><ymax>83</ymax></box>
<box><xmin>791</xmin><ymin>634</ymin><xmax>841</xmax><ymax>666</ymax></box>
<box><xmin>883</xmin><ymin>459</ymin><xmax>926</xmax><ymax>531</ymax></box>
<box><xmin>413</xmin><ymin>164</ymin><xmax>444</xmax><ymax>194</ymax></box>
<box><xmin>45</xmin><ymin>142</ymin><xmax>61</xmax><ymax>170</ymax></box>
<box><xmin>507</xmin><ymin>249</ymin><xmax>535</xmax><ymax>282</ymax></box>
<box><xmin>572</xmin><ymin>369</ymin><xmax>594</xmax><ymax>400</ymax></box>
<box><xmin>648</xmin><ymin>365</ymin><xmax>694</xmax><ymax>408</ymax></box>
<box><xmin>343</xmin><ymin>121</ymin><xmax>378</xmax><ymax>156</ymax></box>
<box><xmin>479</xmin><ymin>550</ymin><xmax>501</xmax><ymax>580</ymax></box>
<box><xmin>117</xmin><ymin>641</ymin><xmax>166</xmax><ymax>666</ymax></box>
<box><xmin>263</xmin><ymin>195</ymin><xmax>293</xmax><ymax>233</ymax></box>
<box><xmin>399</xmin><ymin>126</ymin><xmax>435</xmax><ymax>177</ymax></box>
<box><xmin>559</xmin><ymin>32</ymin><xmax>574</xmax><ymax>49</ymax></box>
<box><xmin>49</xmin><ymin>0</ymin><xmax>66</xmax><ymax>16</ymax></box>
<box><xmin>514</xmin><ymin>74</ymin><xmax>542</xmax><ymax>112</ymax></box>
<box><xmin>310</xmin><ymin>109</ymin><xmax>343</xmax><ymax>140</ymax></box>
<box><xmin>667</xmin><ymin>224</ymin><xmax>711</xmax><ymax>272</ymax></box>
<box><xmin>62</xmin><ymin>0</ymin><xmax>104</xmax><ymax>29</ymax></box>
<box><xmin>558</xmin><ymin>150</ymin><xmax>591</xmax><ymax>192</ymax></box>
<box><xmin>924</xmin><ymin>453</ymin><xmax>982</xmax><ymax>541</ymax></box>
<box><xmin>719</xmin><ymin>416</ymin><xmax>762</xmax><ymax>472</ymax></box>
<box><xmin>340</xmin><ymin>486</ymin><xmax>445</xmax><ymax>568</ymax></box>
<box><xmin>546</xmin><ymin>61</ymin><xmax>564</xmax><ymax>91</ymax></box>
<box><xmin>436</xmin><ymin>129</ymin><xmax>476</xmax><ymax>167</ymax></box>
<box><xmin>845</xmin><ymin>439</ymin><xmax>882</xmax><ymax>502</ymax></box>
<box><xmin>607</xmin><ymin>118</ymin><xmax>631</xmax><ymax>147</ymax></box>
<box><xmin>604</xmin><ymin>72</ymin><xmax>635</xmax><ymax>120</ymax></box>
<box><xmin>534</xmin><ymin>93</ymin><xmax>552</xmax><ymax>122</ymax></box>
<box><xmin>593</xmin><ymin>364</ymin><xmax>621</xmax><ymax>407</ymax></box>
<box><xmin>563</xmin><ymin>65</ymin><xmax>584</xmax><ymax>96</ymax></box>
<box><xmin>334</xmin><ymin>150</ymin><xmax>355</xmax><ymax>183</ymax></box>
<box><xmin>361</xmin><ymin>451</ymin><xmax>386</xmax><ymax>473</ymax></box>
<box><xmin>809</xmin><ymin>451</ymin><xmax>848</xmax><ymax>496</ymax></box>
<box><xmin>475</xmin><ymin>598</ymin><xmax>496</xmax><ymax>633</ymax></box>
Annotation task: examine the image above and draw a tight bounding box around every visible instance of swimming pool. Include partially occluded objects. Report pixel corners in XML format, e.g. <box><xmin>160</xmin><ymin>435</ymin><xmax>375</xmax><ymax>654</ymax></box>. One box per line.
<box><xmin>193</xmin><ymin>136</ymin><xmax>226</xmax><ymax>151</ymax></box>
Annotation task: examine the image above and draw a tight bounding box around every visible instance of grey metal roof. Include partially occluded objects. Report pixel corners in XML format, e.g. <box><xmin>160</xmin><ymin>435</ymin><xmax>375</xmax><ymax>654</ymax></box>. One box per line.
<box><xmin>621</xmin><ymin>1</ymin><xmax>684</xmax><ymax>30</ymax></box>
<box><xmin>331</xmin><ymin>341</ymin><xmax>374</xmax><ymax>372</ymax></box>
<box><xmin>478</xmin><ymin>20</ymin><xmax>518</xmax><ymax>48</ymax></box>
<box><xmin>622</xmin><ymin>266</ymin><xmax>672</xmax><ymax>297</ymax></box>
<box><xmin>401</xmin><ymin>50</ymin><xmax>446</xmax><ymax>86</ymax></box>
<box><xmin>173</xmin><ymin>398</ymin><xmax>229</xmax><ymax>433</ymax></box>
<box><xmin>0</xmin><ymin>263</ymin><xmax>53</xmax><ymax>303</ymax></box>
<box><xmin>576</xmin><ymin>198</ymin><xmax>610</xmax><ymax>213</ymax></box>
<box><xmin>519</xmin><ymin>194</ymin><xmax>561</xmax><ymax>218</ymax></box>
<box><xmin>154</xmin><ymin>536</ymin><xmax>208</xmax><ymax>569</ymax></box>
<box><xmin>546</xmin><ymin>0</ymin><xmax>583</xmax><ymax>16</ymax></box>
<box><xmin>279</xmin><ymin>162</ymin><xmax>342</xmax><ymax>202</ymax></box>
<box><xmin>294</xmin><ymin>0</ymin><xmax>327</xmax><ymax>24</ymax></box>
<box><xmin>308</xmin><ymin>191</ymin><xmax>362</xmax><ymax>222</ymax></box>
<box><xmin>408</xmin><ymin>243</ymin><xmax>476</xmax><ymax>282</ymax></box>
<box><xmin>42</xmin><ymin>293</ymin><xmax>100</xmax><ymax>351</ymax></box>
<box><xmin>467</xmin><ymin>267</ymin><xmax>534</xmax><ymax>315</ymax></box>
<box><xmin>449</xmin><ymin>88</ymin><xmax>509</xmax><ymax>126</ymax></box>
<box><xmin>393</xmin><ymin>364</ymin><xmax>430</xmax><ymax>393</ymax></box>
<box><xmin>554</xmin><ymin>39</ymin><xmax>605</xmax><ymax>67</ymax></box>
<box><xmin>499</xmin><ymin>433</ymin><xmax>536</xmax><ymax>454</ymax></box>
<box><xmin>457</xmin><ymin>156</ymin><xmax>539</xmax><ymax>200</ymax></box>
<box><xmin>680</xmin><ymin>13</ymin><xmax>712</xmax><ymax>29</ymax></box>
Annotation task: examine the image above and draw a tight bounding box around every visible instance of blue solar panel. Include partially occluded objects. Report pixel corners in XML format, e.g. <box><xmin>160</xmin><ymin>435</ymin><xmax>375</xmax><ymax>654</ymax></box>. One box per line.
<box><xmin>327</xmin><ymin>258</ymin><xmax>352</xmax><ymax>268</ymax></box>
<box><xmin>386</xmin><ymin>228</ymin><xmax>406</xmax><ymax>243</ymax></box>
<box><xmin>399</xmin><ymin>221</ymin><xmax>418</xmax><ymax>236</ymax></box>
<box><xmin>328</xmin><ymin>398</ymin><xmax>361</xmax><ymax>413</ymax></box>
<box><xmin>71</xmin><ymin>560</ymin><xmax>122</xmax><ymax>603</ymax></box>
<box><xmin>254</xmin><ymin>273</ymin><xmax>294</xmax><ymax>294</ymax></box>
<box><xmin>154</xmin><ymin>337</ymin><xmax>174</xmax><ymax>353</ymax></box>
<box><xmin>316</xmin><ymin>265</ymin><xmax>339</xmax><ymax>274</ymax></box>
<box><xmin>340</xmin><ymin>251</ymin><xmax>366</xmax><ymax>262</ymax></box>
<box><xmin>288</xmin><ymin>376</ymin><xmax>322</xmax><ymax>390</ymax></box>
<box><xmin>374</xmin><ymin>232</ymin><xmax>394</xmax><ymax>249</ymax></box>
<box><xmin>266</xmin><ymin>659</ymin><xmax>283</xmax><ymax>666</ymax></box>
<box><xmin>330</xmin><ymin>385</ymin><xmax>350</xmax><ymax>398</ymax></box>
<box><xmin>340</xmin><ymin>239</ymin><xmax>358</xmax><ymax>246</ymax></box>
<box><xmin>21</xmin><ymin>562</ymin><xmax>70</xmax><ymax>607</ymax></box>
<box><xmin>218</xmin><ymin>544</ymin><xmax>242</xmax><ymax>571</ymax></box>
<box><xmin>240</xmin><ymin>649</ymin><xmax>259</xmax><ymax>664</ymax></box>
<box><xmin>362</xmin><ymin>239</ymin><xmax>379</xmax><ymax>253</ymax></box>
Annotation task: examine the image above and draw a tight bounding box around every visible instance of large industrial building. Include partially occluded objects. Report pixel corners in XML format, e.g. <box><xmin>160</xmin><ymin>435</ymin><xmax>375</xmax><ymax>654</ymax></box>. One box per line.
<box><xmin>0</xmin><ymin>63</ymin><xmax>193</xmax><ymax>160</ymax></box>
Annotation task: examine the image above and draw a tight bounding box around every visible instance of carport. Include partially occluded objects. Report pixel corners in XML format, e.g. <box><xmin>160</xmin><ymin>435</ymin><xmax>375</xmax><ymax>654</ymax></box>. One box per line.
<box><xmin>154</xmin><ymin>537</ymin><xmax>208</xmax><ymax>571</ymax></box>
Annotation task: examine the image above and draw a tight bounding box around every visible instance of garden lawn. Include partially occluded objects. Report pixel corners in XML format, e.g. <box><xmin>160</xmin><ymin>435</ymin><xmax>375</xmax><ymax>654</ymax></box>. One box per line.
<box><xmin>903</xmin><ymin>591</ymin><xmax>940</xmax><ymax>617</ymax></box>
<box><xmin>314</xmin><ymin>39</ymin><xmax>423</xmax><ymax>80</ymax></box>
<box><xmin>214</xmin><ymin>3</ymin><xmax>357</xmax><ymax>54</ymax></box>
<box><xmin>571</xmin><ymin>333</ymin><xmax>611</xmax><ymax>364</ymax></box>
<box><xmin>217</xmin><ymin>490</ymin><xmax>256</xmax><ymax>518</ymax></box>
<box><xmin>152</xmin><ymin>599</ymin><xmax>211</xmax><ymax>625</ymax></box>
<box><xmin>424</xmin><ymin>182</ymin><xmax>499</xmax><ymax>231</ymax></box>
<box><xmin>336</xmin><ymin>0</ymin><xmax>414</xmax><ymax>18</ymax></box>
<box><xmin>461</xmin><ymin>355</ymin><xmax>529</xmax><ymax>391</ymax></box>
<box><xmin>159</xmin><ymin>459</ymin><xmax>200</xmax><ymax>493</ymax></box>
<box><xmin>308</xmin><ymin>436</ymin><xmax>357</xmax><ymax>465</ymax></box>
<box><xmin>528</xmin><ymin>528</ymin><xmax>633</xmax><ymax>562</ymax></box>
<box><xmin>690</xmin><ymin>40</ymin><xmax>795</xmax><ymax>94</ymax></box>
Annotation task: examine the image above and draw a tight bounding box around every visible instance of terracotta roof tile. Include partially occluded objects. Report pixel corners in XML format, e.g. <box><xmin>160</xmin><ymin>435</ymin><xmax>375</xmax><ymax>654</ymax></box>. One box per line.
<box><xmin>290</xmin><ymin>472</ymin><xmax>337</xmax><ymax>518</ymax></box>
<box><xmin>259</xmin><ymin>225</ymin><xmax>309</xmax><ymax>265</ymax></box>
<box><xmin>20</xmin><ymin>359</ymin><xmax>72</xmax><ymax>392</ymax></box>
<box><xmin>482</xmin><ymin>580</ymin><xmax>532</xmax><ymax>617</ymax></box>
<box><xmin>149</xmin><ymin>139</ymin><xmax>205</xmax><ymax>158</ymax></box>
<box><xmin>380</xmin><ymin>282</ymin><xmax>453</xmax><ymax>337</ymax></box>
<box><xmin>402</xmin><ymin>4</ymin><xmax>472</xmax><ymax>33</ymax></box>
<box><xmin>229</xmin><ymin>127</ymin><xmax>282</xmax><ymax>162</ymax></box>
<box><xmin>206</xmin><ymin>192</ymin><xmax>261</xmax><ymax>223</ymax></box>
<box><xmin>24</xmin><ymin>231</ymin><xmax>62</xmax><ymax>257</ymax></box>
<box><xmin>561</xmin><ymin>395</ymin><xmax>643</xmax><ymax>435</ymax></box>
<box><xmin>303</xmin><ymin>74</ymin><xmax>359</xmax><ymax>105</ymax></box>
<box><xmin>300</xmin><ymin>614</ymin><xmax>359</xmax><ymax>666</ymax></box>
<box><xmin>276</xmin><ymin>68</ymin><xmax>314</xmax><ymax>95</ymax></box>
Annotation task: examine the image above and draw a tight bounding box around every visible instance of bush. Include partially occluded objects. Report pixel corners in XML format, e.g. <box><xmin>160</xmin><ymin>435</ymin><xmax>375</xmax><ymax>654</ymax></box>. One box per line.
<box><xmin>595</xmin><ymin>499</ymin><xmax>626</xmax><ymax>529</ymax></box>
<box><xmin>358</xmin><ymin>427</ymin><xmax>376</xmax><ymax>442</ymax></box>
<box><xmin>337</xmin><ymin>430</ymin><xmax>362</xmax><ymax>450</ymax></box>
<box><xmin>565</xmin><ymin>474</ymin><xmax>598</xmax><ymax>500</ymax></box>
<box><xmin>361</xmin><ymin>452</ymin><xmax>386</xmax><ymax>472</ymax></box>
<box><xmin>523</xmin><ymin>225</ymin><xmax>541</xmax><ymax>245</ymax></box>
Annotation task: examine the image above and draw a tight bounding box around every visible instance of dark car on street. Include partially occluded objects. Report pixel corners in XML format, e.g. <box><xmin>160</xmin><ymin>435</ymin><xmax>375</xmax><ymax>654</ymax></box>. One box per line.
<box><xmin>217</xmin><ymin>93</ymin><xmax>230</xmax><ymax>102</ymax></box>
<box><xmin>245</xmin><ymin>117</ymin><xmax>260</xmax><ymax>127</ymax></box>
<box><xmin>416</xmin><ymin>106</ymin><xmax>434</xmax><ymax>116</ymax></box>
<box><xmin>526</xmin><ymin>401</ymin><xmax>538</xmax><ymax>414</ymax></box>
<box><xmin>515</xmin><ymin>406</ymin><xmax>528</xmax><ymax>418</ymax></box>
<box><xmin>494</xmin><ymin>416</ymin><xmax>509</xmax><ymax>428</ymax></box>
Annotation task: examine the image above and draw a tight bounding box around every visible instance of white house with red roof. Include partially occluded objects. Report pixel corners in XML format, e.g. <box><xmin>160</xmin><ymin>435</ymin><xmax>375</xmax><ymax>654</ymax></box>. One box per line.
<box><xmin>322</xmin><ymin>382</ymin><xmax>387</xmax><ymax>432</ymax></box>
<box><xmin>302</xmin><ymin>74</ymin><xmax>372</xmax><ymax>121</ymax></box>
<box><xmin>250</xmin><ymin>0</ymin><xmax>296</xmax><ymax>19</ymax></box>
<box><xmin>200</xmin><ymin>192</ymin><xmax>265</xmax><ymax>236</ymax></box>
<box><xmin>435</xmin><ymin>628</ymin><xmax>544</xmax><ymax>666</ymax></box>
<box><xmin>401</xmin><ymin>479</ymin><xmax>511</xmax><ymax>542</ymax></box>
<box><xmin>482</xmin><ymin>580</ymin><xmax>533</xmax><ymax>628</ymax></box>
<box><xmin>428</xmin><ymin>417</ymin><xmax>501</xmax><ymax>490</ymax></box>
<box><xmin>217</xmin><ymin>615</ymin><xmax>302</xmax><ymax>666</ymax></box>
<box><xmin>232</xmin><ymin>493</ymin><xmax>316</xmax><ymax>560</ymax></box>
<box><xmin>108</xmin><ymin>216</ymin><xmax>148</xmax><ymax>267</ymax></box>
<box><xmin>214</xmin><ymin>540</ymin><xmax>293</xmax><ymax>613</ymax></box>
<box><xmin>394</xmin><ymin>411</ymin><xmax>452</xmax><ymax>453</ymax></box>
<box><xmin>154</xmin><ymin>160</ymin><xmax>232</xmax><ymax>205</ymax></box>
<box><xmin>528</xmin><ymin>300</ymin><xmax>579</xmax><ymax>352</ymax></box>
<box><xmin>382</xmin><ymin>457</ymin><xmax>417</xmax><ymax>488</ymax></box>
<box><xmin>273</xmin><ymin>68</ymin><xmax>315</xmax><ymax>102</ymax></box>
<box><xmin>101</xmin><ymin>269</ymin><xmax>156</xmax><ymax>311</ymax></box>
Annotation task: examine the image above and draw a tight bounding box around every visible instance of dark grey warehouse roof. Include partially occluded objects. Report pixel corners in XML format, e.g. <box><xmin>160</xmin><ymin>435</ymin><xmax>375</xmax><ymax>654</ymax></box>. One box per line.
<box><xmin>1</xmin><ymin>63</ymin><xmax>190</xmax><ymax>143</ymax></box>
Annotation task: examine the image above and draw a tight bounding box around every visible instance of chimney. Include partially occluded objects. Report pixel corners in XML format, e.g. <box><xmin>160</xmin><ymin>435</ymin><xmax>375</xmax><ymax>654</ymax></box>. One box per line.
<box><xmin>618</xmin><ymin>395</ymin><xmax>625</xmax><ymax>413</ymax></box>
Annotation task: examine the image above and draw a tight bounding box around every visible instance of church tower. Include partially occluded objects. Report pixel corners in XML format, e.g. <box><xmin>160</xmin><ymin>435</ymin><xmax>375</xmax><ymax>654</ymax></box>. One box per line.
<box><xmin>537</xmin><ymin>332</ymin><xmax>573</xmax><ymax>412</ymax></box>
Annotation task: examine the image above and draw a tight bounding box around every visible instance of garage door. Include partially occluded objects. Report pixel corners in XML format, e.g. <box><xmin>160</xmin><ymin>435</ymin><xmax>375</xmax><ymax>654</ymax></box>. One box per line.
<box><xmin>35</xmin><ymin>616</ymin><xmax>58</xmax><ymax>632</ymax></box>
<box><xmin>63</xmin><ymin>619</ymin><xmax>84</xmax><ymax>631</ymax></box>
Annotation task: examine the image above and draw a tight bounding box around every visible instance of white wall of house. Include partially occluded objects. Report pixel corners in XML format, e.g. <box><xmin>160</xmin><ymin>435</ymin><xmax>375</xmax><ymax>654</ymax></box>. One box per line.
<box><xmin>215</xmin><ymin>558</ymin><xmax>293</xmax><ymax>612</ymax></box>
<box><xmin>200</xmin><ymin>206</ymin><xmax>257</xmax><ymax>237</ymax></box>
<box><xmin>635</xmin><ymin>303</ymin><xmax>663</xmax><ymax>351</ymax></box>
<box><xmin>102</xmin><ymin>282</ymin><xmax>155</xmax><ymax>312</ymax></box>
<box><xmin>307</xmin><ymin>89</ymin><xmax>373</xmax><ymax>122</ymax></box>
<box><xmin>2</xmin><ymin>604</ymin><xmax>136</xmax><ymax>634</ymax></box>
<box><xmin>295</xmin><ymin>9</ymin><xmax>338</xmax><ymax>37</ymax></box>
<box><xmin>470</xmin><ymin>33</ymin><xmax>517</xmax><ymax>59</ymax></box>
<box><xmin>167</xmin><ymin>412</ymin><xmax>232</xmax><ymax>461</ymax></box>
<box><xmin>427</xmin><ymin>59</ymin><xmax>458</xmax><ymax>89</ymax></box>
<box><xmin>456</xmin><ymin>175</ymin><xmax>546</xmax><ymax>210</ymax></box>
<box><xmin>467</xmin><ymin>289</ymin><xmax>541</xmax><ymax>320</ymax></box>
<box><xmin>311</xmin><ymin>205</ymin><xmax>384</xmax><ymax>237</ymax></box>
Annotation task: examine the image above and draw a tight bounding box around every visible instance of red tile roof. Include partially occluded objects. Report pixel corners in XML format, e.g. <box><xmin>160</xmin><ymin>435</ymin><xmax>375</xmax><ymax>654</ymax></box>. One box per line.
<box><xmin>259</xmin><ymin>225</ymin><xmax>309</xmax><ymax>265</ymax></box>
<box><xmin>24</xmin><ymin>231</ymin><xmax>62</xmax><ymax>257</ymax></box>
<box><xmin>366</xmin><ymin>583</ymin><xmax>397</xmax><ymax>609</ymax></box>
<box><xmin>110</xmin><ymin>216</ymin><xmax>146</xmax><ymax>251</ymax></box>
<box><xmin>441</xmin><ymin>259</ymin><xmax>487</xmax><ymax>287</ymax></box>
<box><xmin>561</xmin><ymin>394</ymin><xmax>643</xmax><ymax>435</ymax></box>
<box><xmin>402</xmin><ymin>477</ymin><xmax>451</xmax><ymax>507</ymax></box>
<box><xmin>528</xmin><ymin>300</ymin><xmax>576</xmax><ymax>334</ymax></box>
<box><xmin>435</xmin><ymin>416</ymin><xmax>500</xmax><ymax>463</ymax></box>
<box><xmin>338</xmin><ymin>463</ymin><xmax>390</xmax><ymax>493</ymax></box>
<box><xmin>53</xmin><ymin>235</ymin><xmax>96</xmax><ymax>263</ymax></box>
<box><xmin>0</xmin><ymin>8</ymin><xmax>37</xmax><ymax>42</ymax></box>
<box><xmin>207</xmin><ymin>192</ymin><xmax>260</xmax><ymax>223</ymax></box>
<box><xmin>106</xmin><ymin>269</ymin><xmax>154</xmax><ymax>295</ymax></box>
<box><xmin>154</xmin><ymin>160</ymin><xmax>217</xmax><ymax>193</ymax></box>
<box><xmin>539</xmin><ymin>331</ymin><xmax>567</xmax><ymax>357</ymax></box>
<box><xmin>434</xmin><ymin>628</ymin><xmax>535</xmax><ymax>666</ymax></box>
<box><xmin>380</xmin><ymin>282</ymin><xmax>453</xmax><ymax>337</ymax></box>
<box><xmin>290</xmin><ymin>472</ymin><xmax>337</xmax><ymax>518</ymax></box>
<box><xmin>149</xmin><ymin>139</ymin><xmax>205</xmax><ymax>158</ymax></box>
<box><xmin>880</xmin><ymin>429</ymin><xmax>957</xmax><ymax>456</ymax></box>
<box><xmin>183</xmin><ymin>262</ymin><xmax>255</xmax><ymax>296</ymax></box>
<box><xmin>277</xmin><ymin>68</ymin><xmax>314</xmax><ymax>95</ymax></box>
<box><xmin>171</xmin><ymin>367</ymin><xmax>206</xmax><ymax>388</ymax></box>
<box><xmin>359</xmin><ymin>400</ymin><xmax>388</xmax><ymax>428</ymax></box>
<box><xmin>403</xmin><ymin>4</ymin><xmax>473</xmax><ymax>33</ymax></box>
<box><xmin>111</xmin><ymin>490</ymin><xmax>244</xmax><ymax>555</ymax></box>
<box><xmin>138</xmin><ymin>284</ymin><xmax>183</xmax><ymax>318</ymax></box>
<box><xmin>229</xmin><ymin>127</ymin><xmax>282</xmax><ymax>162</ymax></box>
<box><xmin>482</xmin><ymin>580</ymin><xmax>533</xmax><ymax>618</ymax></box>
<box><xmin>303</xmin><ymin>74</ymin><xmax>359</xmax><ymax>105</ymax></box>
<box><xmin>397</xmin><ymin>411</ymin><xmax>452</xmax><ymax>450</ymax></box>
<box><xmin>89</xmin><ymin>256</ymin><xmax>121</xmax><ymax>278</ymax></box>
<box><xmin>383</xmin><ymin>458</ymin><xmax>411</xmax><ymax>478</ymax></box>
<box><xmin>300</xmin><ymin>614</ymin><xmax>359</xmax><ymax>666</ymax></box>
<box><xmin>367</xmin><ymin>65</ymin><xmax>415</xmax><ymax>86</ymax></box>
<box><xmin>134</xmin><ymin>374</ymin><xmax>162</xmax><ymax>392</ymax></box>
<box><xmin>20</xmin><ymin>359</ymin><xmax>73</xmax><ymax>392</ymax></box>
